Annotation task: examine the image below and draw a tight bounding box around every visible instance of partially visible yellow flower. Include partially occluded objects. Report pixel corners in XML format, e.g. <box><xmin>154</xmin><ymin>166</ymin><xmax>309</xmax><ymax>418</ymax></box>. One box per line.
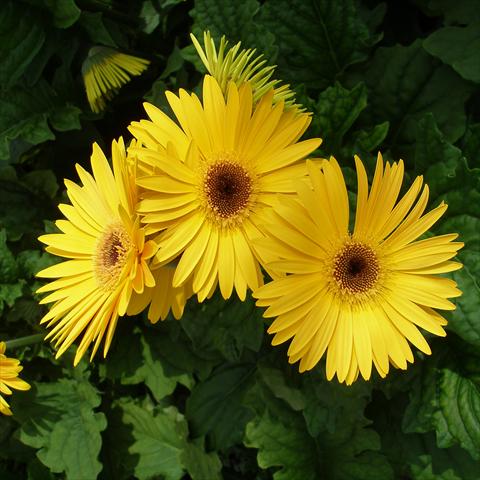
<box><xmin>0</xmin><ymin>342</ymin><xmax>30</xmax><ymax>416</ymax></box>
<box><xmin>37</xmin><ymin>138</ymin><xmax>157</xmax><ymax>365</ymax></box>
<box><xmin>191</xmin><ymin>31</ymin><xmax>303</xmax><ymax>112</ymax></box>
<box><xmin>129</xmin><ymin>75</ymin><xmax>321</xmax><ymax>302</ymax></box>
<box><xmin>82</xmin><ymin>47</ymin><xmax>150</xmax><ymax>113</ymax></box>
<box><xmin>254</xmin><ymin>154</ymin><xmax>463</xmax><ymax>384</ymax></box>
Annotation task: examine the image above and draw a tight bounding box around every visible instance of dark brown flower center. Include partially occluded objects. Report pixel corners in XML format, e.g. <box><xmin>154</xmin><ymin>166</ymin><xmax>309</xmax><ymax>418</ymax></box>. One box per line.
<box><xmin>204</xmin><ymin>162</ymin><xmax>252</xmax><ymax>219</ymax></box>
<box><xmin>94</xmin><ymin>224</ymin><xmax>133</xmax><ymax>289</ymax></box>
<box><xmin>333</xmin><ymin>243</ymin><xmax>379</xmax><ymax>294</ymax></box>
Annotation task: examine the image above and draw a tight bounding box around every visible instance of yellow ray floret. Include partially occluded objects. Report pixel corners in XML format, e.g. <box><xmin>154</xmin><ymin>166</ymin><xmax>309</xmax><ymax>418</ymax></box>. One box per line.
<box><xmin>191</xmin><ymin>31</ymin><xmax>303</xmax><ymax>112</ymax></box>
<box><xmin>36</xmin><ymin>138</ymin><xmax>158</xmax><ymax>365</ymax></box>
<box><xmin>126</xmin><ymin>265</ymin><xmax>194</xmax><ymax>323</ymax></box>
<box><xmin>82</xmin><ymin>46</ymin><xmax>150</xmax><ymax>113</ymax></box>
<box><xmin>253</xmin><ymin>153</ymin><xmax>463</xmax><ymax>384</ymax></box>
<box><xmin>0</xmin><ymin>342</ymin><xmax>30</xmax><ymax>416</ymax></box>
<box><xmin>128</xmin><ymin>75</ymin><xmax>322</xmax><ymax>301</ymax></box>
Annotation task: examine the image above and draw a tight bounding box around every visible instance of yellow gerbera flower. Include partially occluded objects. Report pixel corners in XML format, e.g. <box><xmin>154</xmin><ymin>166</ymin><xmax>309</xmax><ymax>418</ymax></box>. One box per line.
<box><xmin>37</xmin><ymin>138</ymin><xmax>157</xmax><ymax>365</ymax></box>
<box><xmin>0</xmin><ymin>342</ymin><xmax>30</xmax><ymax>416</ymax></box>
<box><xmin>253</xmin><ymin>154</ymin><xmax>463</xmax><ymax>384</ymax></box>
<box><xmin>82</xmin><ymin>46</ymin><xmax>150</xmax><ymax>113</ymax></box>
<box><xmin>129</xmin><ymin>75</ymin><xmax>321</xmax><ymax>301</ymax></box>
<box><xmin>191</xmin><ymin>31</ymin><xmax>302</xmax><ymax>111</ymax></box>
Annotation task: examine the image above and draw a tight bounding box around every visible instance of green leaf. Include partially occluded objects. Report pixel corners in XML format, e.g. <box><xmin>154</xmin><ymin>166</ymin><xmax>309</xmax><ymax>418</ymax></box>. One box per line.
<box><xmin>412</xmin><ymin>115</ymin><xmax>480</xmax><ymax>347</ymax></box>
<box><xmin>22</xmin><ymin>30</ymin><xmax>62</xmax><ymax>87</ymax></box>
<box><xmin>0</xmin><ymin>80</ymin><xmax>81</xmax><ymax>163</ymax></box>
<box><xmin>377</xmin><ymin>391</ymin><xmax>480</xmax><ymax>480</ymax></box>
<box><xmin>351</xmin><ymin>121</ymin><xmax>390</xmax><ymax>155</ymax></box>
<box><xmin>98</xmin><ymin>402</ymin><xmax>135</xmax><ymax>480</ymax></box>
<box><xmin>0</xmin><ymin>168</ymin><xmax>52</xmax><ymax>240</ymax></box>
<box><xmin>160</xmin><ymin>45</ymin><xmax>185</xmax><ymax>80</ymax></box>
<box><xmin>434</xmin><ymin>369</ymin><xmax>480</xmax><ymax>459</ymax></box>
<box><xmin>42</xmin><ymin>0</ymin><xmax>81</xmax><ymax>28</ymax></box>
<box><xmin>422</xmin><ymin>0</ymin><xmax>480</xmax><ymax>26</ymax></box>
<box><xmin>79</xmin><ymin>12</ymin><xmax>117</xmax><ymax>47</ymax></box>
<box><xmin>413</xmin><ymin>115</ymin><xmax>480</xmax><ymax>218</ymax></box>
<box><xmin>49</xmin><ymin>104</ymin><xmax>83</xmax><ymax>132</ymax></box>
<box><xmin>181</xmin><ymin>294</ymin><xmax>265</xmax><ymax>362</ymax></box>
<box><xmin>6</xmin><ymin>298</ymin><xmax>43</xmax><ymax>326</ymax></box>
<box><xmin>0</xmin><ymin>229</ymin><xmax>23</xmax><ymax>314</ymax></box>
<box><xmin>403</xmin><ymin>362</ymin><xmax>439</xmax><ymax>435</ymax></box>
<box><xmin>312</xmin><ymin>82</ymin><xmax>368</xmax><ymax>154</ymax></box>
<box><xmin>361</xmin><ymin>40</ymin><xmax>472</xmax><ymax>149</ymax></box>
<box><xmin>139</xmin><ymin>0</ymin><xmax>161</xmax><ymax>34</ymax></box>
<box><xmin>302</xmin><ymin>377</ymin><xmax>393</xmax><ymax>480</ymax></box>
<box><xmin>142</xmin><ymin>323</ymin><xmax>216</xmax><ymax>382</ymax></box>
<box><xmin>461</xmin><ymin>123</ymin><xmax>480</xmax><ymax>169</ymax></box>
<box><xmin>408</xmin><ymin>436</ymin><xmax>480</xmax><ymax>480</ymax></box>
<box><xmin>257</xmin><ymin>0</ymin><xmax>380</xmax><ymax>88</ymax></box>
<box><xmin>17</xmin><ymin>250</ymin><xmax>57</xmax><ymax>280</ymax></box>
<box><xmin>245</xmin><ymin>408</ymin><xmax>320</xmax><ymax>480</ymax></box>
<box><xmin>181</xmin><ymin>439</ymin><xmax>222</xmax><ymax>480</ymax></box>
<box><xmin>13</xmin><ymin>378</ymin><xmax>107</xmax><ymax>480</ymax></box>
<box><xmin>144</xmin><ymin>78</ymin><xmax>169</xmax><ymax>109</ymax></box>
<box><xmin>140</xmin><ymin>0</ymin><xmax>184</xmax><ymax>34</ymax></box>
<box><xmin>440</xmin><ymin>215</ymin><xmax>480</xmax><ymax>347</ymax></box>
<box><xmin>0</xmin><ymin>1</ymin><xmax>45</xmax><ymax>88</ymax></box>
<box><xmin>107</xmin><ymin>326</ymin><xmax>183</xmax><ymax>401</ymax></box>
<box><xmin>414</xmin><ymin>114</ymin><xmax>462</xmax><ymax>179</ymax></box>
<box><xmin>424</xmin><ymin>23</ymin><xmax>480</xmax><ymax>84</ymax></box>
<box><xmin>190</xmin><ymin>0</ymin><xmax>275</xmax><ymax>55</ymax></box>
<box><xmin>121</xmin><ymin>402</ymin><xmax>222</xmax><ymax>480</ymax></box>
<box><xmin>22</xmin><ymin>170</ymin><xmax>58</xmax><ymax>199</ymax></box>
<box><xmin>404</xmin><ymin>363</ymin><xmax>480</xmax><ymax>461</ymax></box>
<box><xmin>186</xmin><ymin>363</ymin><xmax>255</xmax><ymax>449</ymax></box>
<box><xmin>121</xmin><ymin>403</ymin><xmax>186</xmax><ymax>480</ymax></box>
<box><xmin>257</xmin><ymin>363</ymin><xmax>305</xmax><ymax>411</ymax></box>
<box><xmin>0</xmin><ymin>229</ymin><xmax>18</xmax><ymax>283</ymax></box>
<box><xmin>0</xmin><ymin>282</ymin><xmax>24</xmax><ymax>315</ymax></box>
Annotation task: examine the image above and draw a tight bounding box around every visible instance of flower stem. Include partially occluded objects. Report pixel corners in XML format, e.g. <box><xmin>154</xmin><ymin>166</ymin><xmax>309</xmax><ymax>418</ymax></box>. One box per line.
<box><xmin>5</xmin><ymin>334</ymin><xmax>44</xmax><ymax>349</ymax></box>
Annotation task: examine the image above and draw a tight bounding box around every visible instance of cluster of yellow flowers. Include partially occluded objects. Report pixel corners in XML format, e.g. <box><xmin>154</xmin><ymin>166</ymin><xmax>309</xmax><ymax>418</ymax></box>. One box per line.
<box><xmin>18</xmin><ymin>31</ymin><xmax>463</xmax><ymax>411</ymax></box>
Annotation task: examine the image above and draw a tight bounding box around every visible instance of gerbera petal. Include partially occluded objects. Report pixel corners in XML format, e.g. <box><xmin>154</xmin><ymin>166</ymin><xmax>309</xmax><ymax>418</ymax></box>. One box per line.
<box><xmin>353</xmin><ymin>309</ymin><xmax>373</xmax><ymax>380</ymax></box>
<box><xmin>217</xmin><ymin>231</ymin><xmax>235</xmax><ymax>299</ymax></box>
<box><xmin>192</xmin><ymin>227</ymin><xmax>219</xmax><ymax>294</ymax></box>
<box><xmin>155</xmin><ymin>212</ymin><xmax>204</xmax><ymax>264</ymax></box>
<box><xmin>173</xmin><ymin>222</ymin><xmax>211</xmax><ymax>287</ymax></box>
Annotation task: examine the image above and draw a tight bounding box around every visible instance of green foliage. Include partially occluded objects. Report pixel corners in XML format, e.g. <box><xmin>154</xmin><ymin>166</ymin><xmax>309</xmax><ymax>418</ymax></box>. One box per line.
<box><xmin>312</xmin><ymin>82</ymin><xmax>368</xmax><ymax>154</ymax></box>
<box><xmin>420</xmin><ymin>0</ymin><xmax>480</xmax><ymax>26</ymax></box>
<box><xmin>258</xmin><ymin>0</ymin><xmax>381</xmax><ymax>88</ymax></box>
<box><xmin>246</xmin><ymin>408</ymin><xmax>320</xmax><ymax>480</ymax></box>
<box><xmin>0</xmin><ymin>81</ymin><xmax>81</xmax><ymax>163</ymax></box>
<box><xmin>424</xmin><ymin>23</ymin><xmax>480</xmax><ymax>83</ymax></box>
<box><xmin>120</xmin><ymin>402</ymin><xmax>221</xmax><ymax>480</ymax></box>
<box><xmin>0</xmin><ymin>1</ymin><xmax>46</xmax><ymax>88</ymax></box>
<box><xmin>0</xmin><ymin>1</ymin><xmax>479</xmax><ymax>479</ymax></box>
<box><xmin>359</xmin><ymin>40</ymin><xmax>473</xmax><ymax>151</ymax></box>
<box><xmin>12</xmin><ymin>369</ymin><xmax>106</xmax><ymax>479</ymax></box>
<box><xmin>404</xmin><ymin>362</ymin><xmax>480</xmax><ymax>462</ymax></box>
<box><xmin>37</xmin><ymin>0</ymin><xmax>81</xmax><ymax>29</ymax></box>
<box><xmin>190</xmin><ymin>0</ymin><xmax>275</xmax><ymax>55</ymax></box>
<box><xmin>186</xmin><ymin>363</ymin><xmax>256</xmax><ymax>449</ymax></box>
